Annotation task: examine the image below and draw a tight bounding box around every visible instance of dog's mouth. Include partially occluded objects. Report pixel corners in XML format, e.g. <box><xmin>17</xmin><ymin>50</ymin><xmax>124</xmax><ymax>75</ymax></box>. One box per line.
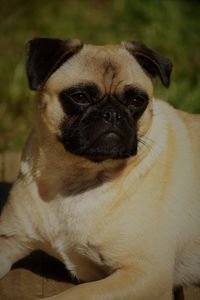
<box><xmin>82</xmin><ymin>130</ymin><xmax>137</xmax><ymax>162</ymax></box>
<box><xmin>88</xmin><ymin>130</ymin><xmax>123</xmax><ymax>148</ymax></box>
<box><xmin>59</xmin><ymin>121</ymin><xmax>138</xmax><ymax>162</ymax></box>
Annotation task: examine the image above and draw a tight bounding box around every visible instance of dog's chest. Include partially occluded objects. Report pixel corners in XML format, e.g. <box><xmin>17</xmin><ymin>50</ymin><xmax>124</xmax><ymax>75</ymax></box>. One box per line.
<box><xmin>56</xmin><ymin>238</ymin><xmax>111</xmax><ymax>282</ymax></box>
<box><xmin>51</xmin><ymin>224</ymin><xmax>112</xmax><ymax>282</ymax></box>
<box><xmin>43</xmin><ymin>186</ymin><xmax>116</xmax><ymax>281</ymax></box>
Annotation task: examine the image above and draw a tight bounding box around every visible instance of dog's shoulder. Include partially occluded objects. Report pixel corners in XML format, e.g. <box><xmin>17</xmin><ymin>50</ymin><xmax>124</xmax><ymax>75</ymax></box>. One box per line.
<box><xmin>177</xmin><ymin>109</ymin><xmax>200</xmax><ymax>176</ymax></box>
<box><xmin>176</xmin><ymin>109</ymin><xmax>200</xmax><ymax>132</ymax></box>
<box><xmin>156</xmin><ymin>99</ymin><xmax>200</xmax><ymax>140</ymax></box>
<box><xmin>176</xmin><ymin>109</ymin><xmax>200</xmax><ymax>151</ymax></box>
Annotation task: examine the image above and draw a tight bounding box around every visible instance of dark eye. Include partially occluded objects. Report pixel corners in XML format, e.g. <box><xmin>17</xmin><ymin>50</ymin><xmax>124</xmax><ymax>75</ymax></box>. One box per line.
<box><xmin>70</xmin><ymin>92</ymin><xmax>90</xmax><ymax>105</ymax></box>
<box><xmin>128</xmin><ymin>95</ymin><xmax>147</xmax><ymax>108</ymax></box>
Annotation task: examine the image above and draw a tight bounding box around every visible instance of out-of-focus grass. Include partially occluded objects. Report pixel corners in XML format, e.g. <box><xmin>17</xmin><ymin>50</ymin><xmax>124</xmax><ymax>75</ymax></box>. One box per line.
<box><xmin>0</xmin><ymin>0</ymin><xmax>199</xmax><ymax>151</ymax></box>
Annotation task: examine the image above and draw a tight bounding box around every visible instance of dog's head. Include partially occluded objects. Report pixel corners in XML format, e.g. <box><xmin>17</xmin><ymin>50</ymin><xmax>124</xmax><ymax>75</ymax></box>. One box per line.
<box><xmin>26</xmin><ymin>38</ymin><xmax>172</xmax><ymax>163</ymax></box>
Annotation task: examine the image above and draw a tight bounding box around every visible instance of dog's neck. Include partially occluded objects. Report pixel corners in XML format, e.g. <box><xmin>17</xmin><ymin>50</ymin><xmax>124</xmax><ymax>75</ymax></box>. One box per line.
<box><xmin>29</xmin><ymin>132</ymin><xmax>126</xmax><ymax>201</ymax></box>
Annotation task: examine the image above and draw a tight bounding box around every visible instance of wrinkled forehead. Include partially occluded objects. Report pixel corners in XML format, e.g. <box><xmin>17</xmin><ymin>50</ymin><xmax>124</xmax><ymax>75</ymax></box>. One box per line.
<box><xmin>45</xmin><ymin>44</ymin><xmax>153</xmax><ymax>96</ymax></box>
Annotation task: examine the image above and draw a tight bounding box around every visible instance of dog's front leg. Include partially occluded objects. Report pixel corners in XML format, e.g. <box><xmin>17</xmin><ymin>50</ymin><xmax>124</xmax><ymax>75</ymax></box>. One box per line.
<box><xmin>42</xmin><ymin>267</ymin><xmax>173</xmax><ymax>300</ymax></box>
<box><xmin>0</xmin><ymin>236</ymin><xmax>31</xmax><ymax>278</ymax></box>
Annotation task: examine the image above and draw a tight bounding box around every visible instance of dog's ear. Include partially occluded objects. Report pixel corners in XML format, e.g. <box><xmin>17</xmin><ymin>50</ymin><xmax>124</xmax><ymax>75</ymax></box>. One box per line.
<box><xmin>26</xmin><ymin>38</ymin><xmax>83</xmax><ymax>90</ymax></box>
<box><xmin>122</xmin><ymin>40</ymin><xmax>172</xmax><ymax>87</ymax></box>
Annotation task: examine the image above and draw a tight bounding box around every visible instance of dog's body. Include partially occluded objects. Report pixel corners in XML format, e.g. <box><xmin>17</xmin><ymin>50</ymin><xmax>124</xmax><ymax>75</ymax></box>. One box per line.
<box><xmin>0</xmin><ymin>40</ymin><xmax>200</xmax><ymax>300</ymax></box>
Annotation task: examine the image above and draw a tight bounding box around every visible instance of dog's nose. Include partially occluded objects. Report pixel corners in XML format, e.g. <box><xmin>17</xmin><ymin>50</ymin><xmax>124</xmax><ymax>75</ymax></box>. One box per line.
<box><xmin>102</xmin><ymin>111</ymin><xmax>122</xmax><ymax>124</ymax></box>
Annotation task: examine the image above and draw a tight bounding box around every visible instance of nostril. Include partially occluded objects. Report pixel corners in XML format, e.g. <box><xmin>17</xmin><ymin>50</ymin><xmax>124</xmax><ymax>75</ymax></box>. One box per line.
<box><xmin>103</xmin><ymin>112</ymin><xmax>112</xmax><ymax>121</ymax></box>
<box><xmin>102</xmin><ymin>111</ymin><xmax>122</xmax><ymax>123</ymax></box>
<box><xmin>114</xmin><ymin>112</ymin><xmax>121</xmax><ymax>120</ymax></box>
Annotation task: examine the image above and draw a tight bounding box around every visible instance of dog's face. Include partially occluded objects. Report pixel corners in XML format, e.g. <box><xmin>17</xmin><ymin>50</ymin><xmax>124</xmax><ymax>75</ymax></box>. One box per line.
<box><xmin>26</xmin><ymin>39</ymin><xmax>172</xmax><ymax>163</ymax></box>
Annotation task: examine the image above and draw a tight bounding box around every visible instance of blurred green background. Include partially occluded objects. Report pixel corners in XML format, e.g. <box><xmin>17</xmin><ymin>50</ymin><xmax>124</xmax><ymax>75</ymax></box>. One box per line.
<box><xmin>0</xmin><ymin>0</ymin><xmax>199</xmax><ymax>151</ymax></box>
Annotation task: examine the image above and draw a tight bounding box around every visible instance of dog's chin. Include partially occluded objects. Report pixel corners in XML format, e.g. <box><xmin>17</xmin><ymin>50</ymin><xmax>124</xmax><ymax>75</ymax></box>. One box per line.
<box><xmin>75</xmin><ymin>132</ymin><xmax>137</xmax><ymax>162</ymax></box>
<box><xmin>83</xmin><ymin>149</ymin><xmax>136</xmax><ymax>163</ymax></box>
<box><xmin>59</xmin><ymin>130</ymin><xmax>138</xmax><ymax>162</ymax></box>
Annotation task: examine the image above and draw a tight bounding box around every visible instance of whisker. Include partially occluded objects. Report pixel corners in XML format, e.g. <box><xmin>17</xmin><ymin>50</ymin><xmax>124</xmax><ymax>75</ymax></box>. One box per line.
<box><xmin>137</xmin><ymin>137</ymin><xmax>153</xmax><ymax>152</ymax></box>
<box><xmin>141</xmin><ymin>136</ymin><xmax>154</xmax><ymax>145</ymax></box>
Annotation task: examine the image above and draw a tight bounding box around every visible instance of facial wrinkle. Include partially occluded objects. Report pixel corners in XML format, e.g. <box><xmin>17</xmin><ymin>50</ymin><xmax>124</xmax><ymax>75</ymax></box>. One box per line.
<box><xmin>102</xmin><ymin>56</ymin><xmax>117</xmax><ymax>96</ymax></box>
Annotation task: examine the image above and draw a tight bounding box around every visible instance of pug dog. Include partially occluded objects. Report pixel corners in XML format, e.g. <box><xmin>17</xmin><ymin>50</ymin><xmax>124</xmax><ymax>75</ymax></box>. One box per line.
<box><xmin>0</xmin><ymin>38</ymin><xmax>200</xmax><ymax>300</ymax></box>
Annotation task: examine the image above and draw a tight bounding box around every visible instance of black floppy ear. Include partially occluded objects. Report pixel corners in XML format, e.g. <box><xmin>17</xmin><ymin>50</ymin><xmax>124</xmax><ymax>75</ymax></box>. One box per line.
<box><xmin>26</xmin><ymin>38</ymin><xmax>83</xmax><ymax>90</ymax></box>
<box><xmin>122</xmin><ymin>40</ymin><xmax>172</xmax><ymax>87</ymax></box>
